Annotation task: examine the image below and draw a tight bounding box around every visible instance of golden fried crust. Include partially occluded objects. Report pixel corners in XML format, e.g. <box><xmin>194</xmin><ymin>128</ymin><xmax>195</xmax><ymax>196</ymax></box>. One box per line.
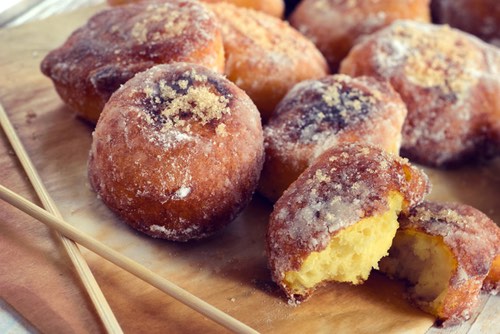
<box><xmin>41</xmin><ymin>1</ymin><xmax>224</xmax><ymax>124</ymax></box>
<box><xmin>290</xmin><ymin>0</ymin><xmax>430</xmax><ymax>71</ymax></box>
<box><xmin>484</xmin><ymin>255</ymin><xmax>500</xmax><ymax>294</ymax></box>
<box><xmin>398</xmin><ymin>201</ymin><xmax>500</xmax><ymax>325</ymax></box>
<box><xmin>259</xmin><ymin>74</ymin><xmax>407</xmax><ymax>202</ymax></box>
<box><xmin>340</xmin><ymin>20</ymin><xmax>500</xmax><ymax>167</ymax></box>
<box><xmin>267</xmin><ymin>143</ymin><xmax>430</xmax><ymax>299</ymax></box>
<box><xmin>208</xmin><ymin>3</ymin><xmax>329</xmax><ymax>122</ymax></box>
<box><xmin>108</xmin><ymin>0</ymin><xmax>285</xmax><ymax>18</ymax></box>
<box><xmin>432</xmin><ymin>0</ymin><xmax>500</xmax><ymax>47</ymax></box>
<box><xmin>88</xmin><ymin>63</ymin><xmax>264</xmax><ymax>241</ymax></box>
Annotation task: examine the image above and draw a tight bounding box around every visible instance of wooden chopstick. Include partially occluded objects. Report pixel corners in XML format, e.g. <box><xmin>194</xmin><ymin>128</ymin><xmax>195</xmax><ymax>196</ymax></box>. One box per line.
<box><xmin>0</xmin><ymin>103</ymin><xmax>123</xmax><ymax>333</ymax></box>
<box><xmin>0</xmin><ymin>102</ymin><xmax>258</xmax><ymax>333</ymax></box>
<box><xmin>0</xmin><ymin>184</ymin><xmax>259</xmax><ymax>334</ymax></box>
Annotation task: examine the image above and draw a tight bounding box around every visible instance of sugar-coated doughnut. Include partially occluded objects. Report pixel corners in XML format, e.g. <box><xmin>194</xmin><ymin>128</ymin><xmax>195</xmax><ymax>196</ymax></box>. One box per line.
<box><xmin>108</xmin><ymin>0</ymin><xmax>286</xmax><ymax>18</ymax></box>
<box><xmin>267</xmin><ymin>143</ymin><xmax>430</xmax><ymax>302</ymax></box>
<box><xmin>88</xmin><ymin>63</ymin><xmax>264</xmax><ymax>241</ymax></box>
<box><xmin>259</xmin><ymin>74</ymin><xmax>407</xmax><ymax>202</ymax></box>
<box><xmin>290</xmin><ymin>0</ymin><xmax>430</xmax><ymax>71</ymax></box>
<box><xmin>41</xmin><ymin>1</ymin><xmax>224</xmax><ymax>123</ymax></box>
<box><xmin>379</xmin><ymin>201</ymin><xmax>500</xmax><ymax>326</ymax></box>
<box><xmin>340</xmin><ymin>20</ymin><xmax>500</xmax><ymax>167</ymax></box>
<box><xmin>432</xmin><ymin>0</ymin><xmax>500</xmax><ymax>47</ymax></box>
<box><xmin>209</xmin><ymin>3</ymin><xmax>329</xmax><ymax>122</ymax></box>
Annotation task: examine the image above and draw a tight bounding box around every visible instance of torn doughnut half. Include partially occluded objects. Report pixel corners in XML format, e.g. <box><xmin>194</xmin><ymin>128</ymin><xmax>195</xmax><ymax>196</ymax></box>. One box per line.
<box><xmin>379</xmin><ymin>201</ymin><xmax>500</xmax><ymax>326</ymax></box>
<box><xmin>267</xmin><ymin>143</ymin><xmax>430</xmax><ymax>302</ymax></box>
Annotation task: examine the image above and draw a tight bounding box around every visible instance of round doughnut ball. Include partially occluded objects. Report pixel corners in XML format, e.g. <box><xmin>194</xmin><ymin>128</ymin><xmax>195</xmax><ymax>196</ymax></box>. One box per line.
<box><xmin>41</xmin><ymin>1</ymin><xmax>225</xmax><ymax>124</ymax></box>
<box><xmin>340</xmin><ymin>20</ymin><xmax>500</xmax><ymax>167</ymax></box>
<box><xmin>88</xmin><ymin>63</ymin><xmax>264</xmax><ymax>241</ymax></box>
<box><xmin>108</xmin><ymin>0</ymin><xmax>285</xmax><ymax>18</ymax></box>
<box><xmin>290</xmin><ymin>0</ymin><xmax>430</xmax><ymax>72</ymax></box>
<box><xmin>259</xmin><ymin>74</ymin><xmax>407</xmax><ymax>202</ymax></box>
<box><xmin>432</xmin><ymin>0</ymin><xmax>500</xmax><ymax>47</ymax></box>
<box><xmin>209</xmin><ymin>3</ymin><xmax>329</xmax><ymax>122</ymax></box>
<box><xmin>380</xmin><ymin>201</ymin><xmax>500</xmax><ymax>326</ymax></box>
<box><xmin>267</xmin><ymin>143</ymin><xmax>430</xmax><ymax>302</ymax></box>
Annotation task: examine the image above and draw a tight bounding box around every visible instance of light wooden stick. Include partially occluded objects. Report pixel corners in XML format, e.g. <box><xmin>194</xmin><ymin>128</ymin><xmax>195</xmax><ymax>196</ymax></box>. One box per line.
<box><xmin>0</xmin><ymin>184</ymin><xmax>259</xmax><ymax>334</ymax></box>
<box><xmin>0</xmin><ymin>103</ymin><xmax>123</xmax><ymax>333</ymax></box>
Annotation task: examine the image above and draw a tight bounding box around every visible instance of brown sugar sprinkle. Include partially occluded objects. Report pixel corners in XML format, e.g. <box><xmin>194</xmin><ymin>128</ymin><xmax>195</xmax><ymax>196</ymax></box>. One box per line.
<box><xmin>131</xmin><ymin>7</ymin><xmax>189</xmax><ymax>43</ymax></box>
<box><xmin>157</xmin><ymin>85</ymin><xmax>231</xmax><ymax>129</ymax></box>
<box><xmin>375</xmin><ymin>21</ymin><xmax>481</xmax><ymax>97</ymax></box>
<box><xmin>93</xmin><ymin>1</ymin><xmax>216</xmax><ymax>55</ymax></box>
<box><xmin>320</xmin><ymin>76</ymin><xmax>377</xmax><ymax>123</ymax></box>
<box><xmin>138</xmin><ymin>66</ymin><xmax>232</xmax><ymax>133</ymax></box>
<box><xmin>267</xmin><ymin>75</ymin><xmax>390</xmax><ymax>144</ymax></box>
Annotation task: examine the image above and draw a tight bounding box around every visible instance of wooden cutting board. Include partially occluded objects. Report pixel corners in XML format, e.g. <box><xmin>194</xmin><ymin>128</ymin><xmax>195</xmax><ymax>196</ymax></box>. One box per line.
<box><xmin>0</xmin><ymin>5</ymin><xmax>498</xmax><ymax>333</ymax></box>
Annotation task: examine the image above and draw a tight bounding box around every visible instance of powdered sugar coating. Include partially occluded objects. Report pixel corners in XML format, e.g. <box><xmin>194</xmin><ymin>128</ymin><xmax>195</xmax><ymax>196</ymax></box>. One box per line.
<box><xmin>340</xmin><ymin>20</ymin><xmax>500</xmax><ymax>167</ymax></box>
<box><xmin>267</xmin><ymin>143</ymin><xmax>430</xmax><ymax>295</ymax></box>
<box><xmin>88</xmin><ymin>63</ymin><xmax>264</xmax><ymax>241</ymax></box>
<box><xmin>208</xmin><ymin>3</ymin><xmax>328</xmax><ymax>121</ymax></box>
<box><xmin>41</xmin><ymin>0</ymin><xmax>224</xmax><ymax>123</ymax></box>
<box><xmin>259</xmin><ymin>74</ymin><xmax>407</xmax><ymax>201</ymax></box>
<box><xmin>396</xmin><ymin>201</ymin><xmax>500</xmax><ymax>325</ymax></box>
<box><xmin>289</xmin><ymin>0</ymin><xmax>430</xmax><ymax>71</ymax></box>
<box><xmin>432</xmin><ymin>0</ymin><xmax>500</xmax><ymax>47</ymax></box>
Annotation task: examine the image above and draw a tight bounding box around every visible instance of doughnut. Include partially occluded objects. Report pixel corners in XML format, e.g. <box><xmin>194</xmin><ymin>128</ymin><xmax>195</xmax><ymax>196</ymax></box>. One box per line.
<box><xmin>290</xmin><ymin>0</ymin><xmax>430</xmax><ymax>72</ymax></box>
<box><xmin>340</xmin><ymin>20</ymin><xmax>500</xmax><ymax>167</ymax></box>
<box><xmin>379</xmin><ymin>201</ymin><xmax>500</xmax><ymax>326</ymax></box>
<box><xmin>267</xmin><ymin>143</ymin><xmax>430</xmax><ymax>302</ymax></box>
<box><xmin>107</xmin><ymin>0</ymin><xmax>286</xmax><ymax>18</ymax></box>
<box><xmin>41</xmin><ymin>1</ymin><xmax>224</xmax><ymax>123</ymax></box>
<box><xmin>209</xmin><ymin>3</ymin><xmax>329</xmax><ymax>122</ymax></box>
<box><xmin>259</xmin><ymin>74</ymin><xmax>408</xmax><ymax>202</ymax></box>
<box><xmin>88</xmin><ymin>63</ymin><xmax>264</xmax><ymax>241</ymax></box>
<box><xmin>432</xmin><ymin>0</ymin><xmax>500</xmax><ymax>47</ymax></box>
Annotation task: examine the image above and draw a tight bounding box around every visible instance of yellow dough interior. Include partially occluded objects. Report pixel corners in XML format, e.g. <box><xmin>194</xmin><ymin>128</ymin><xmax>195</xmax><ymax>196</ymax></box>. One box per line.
<box><xmin>284</xmin><ymin>191</ymin><xmax>404</xmax><ymax>295</ymax></box>
<box><xmin>485</xmin><ymin>255</ymin><xmax>500</xmax><ymax>286</ymax></box>
<box><xmin>379</xmin><ymin>230</ymin><xmax>456</xmax><ymax>314</ymax></box>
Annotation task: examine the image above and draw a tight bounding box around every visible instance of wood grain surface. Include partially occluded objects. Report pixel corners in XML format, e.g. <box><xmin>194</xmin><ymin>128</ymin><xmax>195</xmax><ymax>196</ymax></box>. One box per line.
<box><xmin>0</xmin><ymin>5</ymin><xmax>498</xmax><ymax>333</ymax></box>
